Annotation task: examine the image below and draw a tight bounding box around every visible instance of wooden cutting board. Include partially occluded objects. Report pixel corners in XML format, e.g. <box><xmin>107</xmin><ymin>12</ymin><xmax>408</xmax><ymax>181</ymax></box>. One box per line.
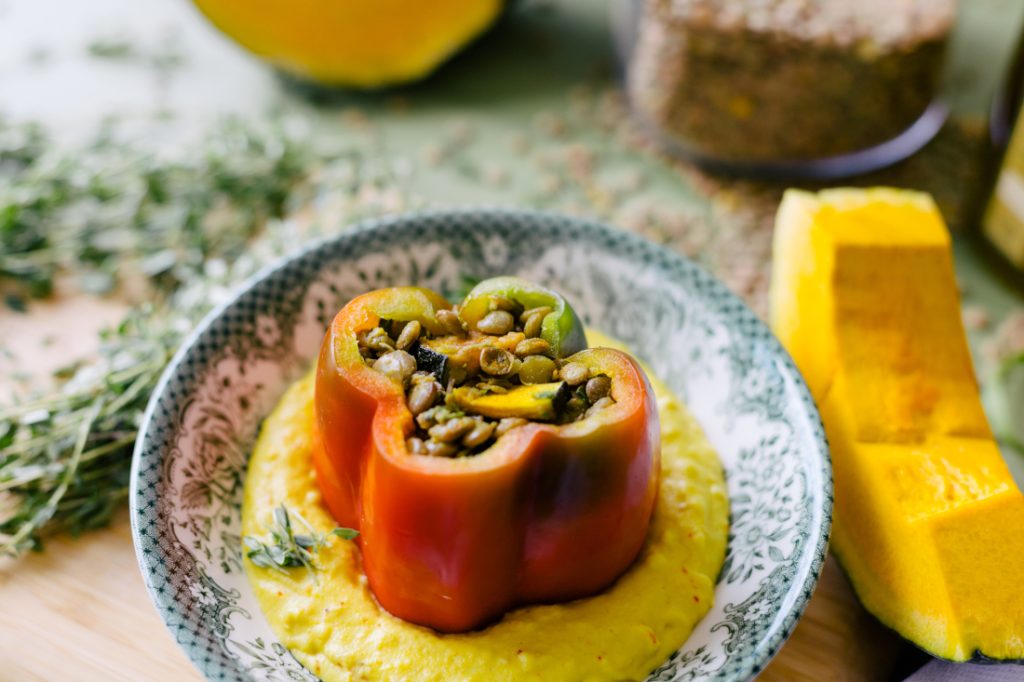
<box><xmin>0</xmin><ymin>299</ymin><xmax>901</xmax><ymax>682</ymax></box>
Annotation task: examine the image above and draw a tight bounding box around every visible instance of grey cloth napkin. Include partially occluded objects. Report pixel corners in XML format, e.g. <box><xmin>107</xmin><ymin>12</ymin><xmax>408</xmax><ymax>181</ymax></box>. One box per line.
<box><xmin>906</xmin><ymin>661</ymin><xmax>1024</xmax><ymax>681</ymax></box>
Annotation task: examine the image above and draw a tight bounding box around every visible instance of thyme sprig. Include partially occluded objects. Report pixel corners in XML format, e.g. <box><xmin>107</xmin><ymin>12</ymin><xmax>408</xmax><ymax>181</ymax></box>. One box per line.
<box><xmin>0</xmin><ymin>115</ymin><xmax>314</xmax><ymax>305</ymax></box>
<box><xmin>1</xmin><ymin>307</ymin><xmax>193</xmax><ymax>555</ymax></box>
<box><xmin>243</xmin><ymin>504</ymin><xmax>357</xmax><ymax>579</ymax></box>
<box><xmin>0</xmin><ymin>114</ymin><xmax>415</xmax><ymax>557</ymax></box>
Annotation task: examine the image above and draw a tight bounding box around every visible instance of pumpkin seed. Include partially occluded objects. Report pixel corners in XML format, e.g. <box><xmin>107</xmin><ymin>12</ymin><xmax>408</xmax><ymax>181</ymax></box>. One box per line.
<box><xmin>560</xmin><ymin>362</ymin><xmax>589</xmax><ymax>386</ymax></box>
<box><xmin>477</xmin><ymin>310</ymin><xmax>515</xmax><ymax>335</ymax></box>
<box><xmin>514</xmin><ymin>338</ymin><xmax>551</xmax><ymax>357</ymax></box>
<box><xmin>373</xmin><ymin>350</ymin><xmax>416</xmax><ymax>383</ymax></box>
<box><xmin>406</xmin><ymin>437</ymin><xmax>426</xmax><ymax>454</ymax></box>
<box><xmin>518</xmin><ymin>355</ymin><xmax>556</xmax><ymax>384</ymax></box>
<box><xmin>585</xmin><ymin>375</ymin><xmax>612</xmax><ymax>402</ymax></box>
<box><xmin>480</xmin><ymin>347</ymin><xmax>515</xmax><ymax>376</ymax></box>
<box><xmin>395</xmin><ymin>320</ymin><xmax>421</xmax><ymax>350</ymax></box>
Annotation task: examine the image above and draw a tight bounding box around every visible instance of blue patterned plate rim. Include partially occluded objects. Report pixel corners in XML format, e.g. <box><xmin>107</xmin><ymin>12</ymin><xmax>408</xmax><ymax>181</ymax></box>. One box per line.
<box><xmin>130</xmin><ymin>207</ymin><xmax>833</xmax><ymax>682</ymax></box>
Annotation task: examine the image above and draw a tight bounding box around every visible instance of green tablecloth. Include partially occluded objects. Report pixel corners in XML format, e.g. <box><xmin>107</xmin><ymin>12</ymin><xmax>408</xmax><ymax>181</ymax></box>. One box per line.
<box><xmin>3</xmin><ymin>0</ymin><xmax>1022</xmax><ymax>475</ymax></box>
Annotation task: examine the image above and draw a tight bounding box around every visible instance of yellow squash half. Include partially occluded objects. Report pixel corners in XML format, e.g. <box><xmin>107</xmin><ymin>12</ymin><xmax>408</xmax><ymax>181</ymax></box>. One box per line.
<box><xmin>770</xmin><ymin>187</ymin><xmax>1024</xmax><ymax>662</ymax></box>
<box><xmin>192</xmin><ymin>0</ymin><xmax>504</xmax><ymax>88</ymax></box>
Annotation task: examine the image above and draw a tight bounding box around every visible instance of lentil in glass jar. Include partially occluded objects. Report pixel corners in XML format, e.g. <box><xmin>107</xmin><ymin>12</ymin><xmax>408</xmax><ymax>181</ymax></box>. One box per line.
<box><xmin>617</xmin><ymin>0</ymin><xmax>957</xmax><ymax>179</ymax></box>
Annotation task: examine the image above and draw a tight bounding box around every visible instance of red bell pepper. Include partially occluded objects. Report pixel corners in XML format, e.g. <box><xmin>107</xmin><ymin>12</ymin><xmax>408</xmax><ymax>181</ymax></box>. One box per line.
<box><xmin>313</xmin><ymin>284</ymin><xmax>660</xmax><ymax>632</ymax></box>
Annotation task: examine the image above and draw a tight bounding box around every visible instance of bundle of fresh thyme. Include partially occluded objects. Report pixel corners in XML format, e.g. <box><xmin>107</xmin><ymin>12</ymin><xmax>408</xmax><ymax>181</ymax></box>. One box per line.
<box><xmin>0</xmin><ymin>114</ymin><xmax>414</xmax><ymax>557</ymax></box>
<box><xmin>0</xmin><ymin>115</ymin><xmax>314</xmax><ymax>307</ymax></box>
<box><xmin>0</xmin><ymin>309</ymin><xmax>178</xmax><ymax>553</ymax></box>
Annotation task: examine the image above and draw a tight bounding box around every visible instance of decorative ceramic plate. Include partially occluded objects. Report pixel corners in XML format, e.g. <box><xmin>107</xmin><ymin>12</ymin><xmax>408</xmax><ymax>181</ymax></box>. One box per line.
<box><xmin>130</xmin><ymin>209</ymin><xmax>832</xmax><ymax>682</ymax></box>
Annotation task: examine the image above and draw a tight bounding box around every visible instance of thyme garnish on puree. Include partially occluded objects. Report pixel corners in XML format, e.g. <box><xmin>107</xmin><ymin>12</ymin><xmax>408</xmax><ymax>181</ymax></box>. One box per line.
<box><xmin>0</xmin><ymin>115</ymin><xmax>412</xmax><ymax>557</ymax></box>
<box><xmin>243</xmin><ymin>504</ymin><xmax>357</xmax><ymax>579</ymax></box>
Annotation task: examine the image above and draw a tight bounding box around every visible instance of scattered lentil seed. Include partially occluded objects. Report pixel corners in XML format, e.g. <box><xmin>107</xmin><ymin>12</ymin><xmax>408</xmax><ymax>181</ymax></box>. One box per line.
<box><xmin>509</xmin><ymin>131</ymin><xmax>530</xmax><ymax>153</ymax></box>
<box><xmin>480</xmin><ymin>347</ymin><xmax>515</xmax><ymax>376</ymax></box>
<box><xmin>496</xmin><ymin>417</ymin><xmax>529</xmax><ymax>437</ymax></box>
<box><xmin>518</xmin><ymin>355</ymin><xmax>557</xmax><ymax>384</ymax></box>
<box><xmin>535</xmin><ymin>112</ymin><xmax>567</xmax><ymax>137</ymax></box>
<box><xmin>407</xmin><ymin>379</ymin><xmax>441</xmax><ymax>415</ymax></box>
<box><xmin>560</xmin><ymin>362</ymin><xmax>589</xmax><ymax>386</ymax></box>
<box><xmin>462</xmin><ymin>421</ymin><xmax>496</xmax><ymax>448</ymax></box>
<box><xmin>514</xmin><ymin>338</ymin><xmax>551</xmax><ymax>358</ymax></box>
<box><xmin>395</xmin><ymin>320</ymin><xmax>421</xmax><ymax>350</ymax></box>
<box><xmin>482</xmin><ymin>164</ymin><xmax>508</xmax><ymax>187</ymax></box>
<box><xmin>437</xmin><ymin>309</ymin><xmax>466</xmax><ymax>336</ymax></box>
<box><xmin>538</xmin><ymin>173</ymin><xmax>563</xmax><ymax>197</ymax></box>
<box><xmin>429</xmin><ymin>417</ymin><xmax>477</xmax><ymax>443</ymax></box>
<box><xmin>373</xmin><ymin>350</ymin><xmax>416</xmax><ymax>383</ymax></box>
<box><xmin>421</xmin><ymin>143</ymin><xmax>445</xmax><ymax>167</ymax></box>
<box><xmin>585</xmin><ymin>375</ymin><xmax>612</xmax><ymax>403</ymax></box>
<box><xmin>962</xmin><ymin>305</ymin><xmax>991</xmax><ymax>332</ymax></box>
<box><xmin>477</xmin><ymin>310</ymin><xmax>515</xmax><ymax>335</ymax></box>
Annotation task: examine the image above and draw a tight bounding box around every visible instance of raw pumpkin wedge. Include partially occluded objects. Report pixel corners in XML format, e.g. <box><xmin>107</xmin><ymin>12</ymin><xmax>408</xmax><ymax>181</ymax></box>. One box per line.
<box><xmin>770</xmin><ymin>187</ymin><xmax>1024</xmax><ymax>662</ymax></box>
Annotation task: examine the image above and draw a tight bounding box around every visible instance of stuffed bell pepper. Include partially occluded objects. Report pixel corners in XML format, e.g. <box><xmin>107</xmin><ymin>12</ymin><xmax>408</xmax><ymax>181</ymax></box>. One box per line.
<box><xmin>313</xmin><ymin>277</ymin><xmax>660</xmax><ymax>632</ymax></box>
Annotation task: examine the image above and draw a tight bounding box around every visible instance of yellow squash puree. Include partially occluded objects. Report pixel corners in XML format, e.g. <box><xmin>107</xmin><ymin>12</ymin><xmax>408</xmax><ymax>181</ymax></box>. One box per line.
<box><xmin>242</xmin><ymin>331</ymin><xmax>729</xmax><ymax>681</ymax></box>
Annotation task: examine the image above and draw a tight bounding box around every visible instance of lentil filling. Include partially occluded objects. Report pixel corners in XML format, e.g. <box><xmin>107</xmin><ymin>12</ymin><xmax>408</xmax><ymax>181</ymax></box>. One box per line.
<box><xmin>356</xmin><ymin>296</ymin><xmax>616</xmax><ymax>458</ymax></box>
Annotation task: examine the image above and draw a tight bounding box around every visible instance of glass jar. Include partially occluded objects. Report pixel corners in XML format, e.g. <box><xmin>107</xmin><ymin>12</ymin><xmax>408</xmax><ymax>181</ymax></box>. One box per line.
<box><xmin>614</xmin><ymin>0</ymin><xmax>957</xmax><ymax>180</ymax></box>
